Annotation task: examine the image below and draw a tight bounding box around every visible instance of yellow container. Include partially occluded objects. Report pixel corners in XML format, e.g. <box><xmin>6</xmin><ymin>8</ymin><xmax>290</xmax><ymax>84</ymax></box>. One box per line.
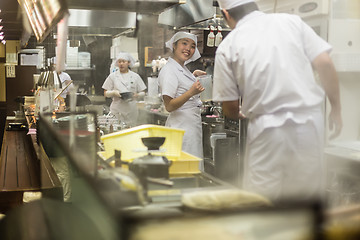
<box><xmin>98</xmin><ymin>151</ymin><xmax>201</xmax><ymax>175</ymax></box>
<box><xmin>100</xmin><ymin>124</ymin><xmax>185</xmax><ymax>160</ymax></box>
<box><xmin>168</xmin><ymin>151</ymin><xmax>201</xmax><ymax>175</ymax></box>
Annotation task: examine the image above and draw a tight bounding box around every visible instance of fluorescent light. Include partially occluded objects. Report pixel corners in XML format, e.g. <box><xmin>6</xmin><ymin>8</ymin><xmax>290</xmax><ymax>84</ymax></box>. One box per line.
<box><xmin>0</xmin><ymin>32</ymin><xmax>3</xmax><ymax>35</ymax></box>
<box><xmin>1</xmin><ymin>40</ymin><xmax>6</xmax><ymax>45</ymax></box>
<box><xmin>0</xmin><ymin>26</ymin><xmax>3</xmax><ymax>30</ymax></box>
<box><xmin>0</xmin><ymin>36</ymin><xmax>4</xmax><ymax>40</ymax></box>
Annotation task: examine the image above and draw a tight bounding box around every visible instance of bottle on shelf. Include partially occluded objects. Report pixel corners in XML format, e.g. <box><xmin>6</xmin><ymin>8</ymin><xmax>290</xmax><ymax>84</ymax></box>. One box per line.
<box><xmin>207</xmin><ymin>25</ymin><xmax>215</xmax><ymax>47</ymax></box>
<box><xmin>91</xmin><ymin>85</ymin><xmax>96</xmax><ymax>95</ymax></box>
<box><xmin>215</xmin><ymin>26</ymin><xmax>223</xmax><ymax>47</ymax></box>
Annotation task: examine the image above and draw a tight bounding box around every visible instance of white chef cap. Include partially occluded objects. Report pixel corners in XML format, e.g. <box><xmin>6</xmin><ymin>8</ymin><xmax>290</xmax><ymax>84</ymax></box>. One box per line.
<box><xmin>217</xmin><ymin>0</ymin><xmax>255</xmax><ymax>10</ymax></box>
<box><xmin>165</xmin><ymin>32</ymin><xmax>201</xmax><ymax>65</ymax></box>
<box><xmin>115</xmin><ymin>52</ymin><xmax>136</xmax><ymax>67</ymax></box>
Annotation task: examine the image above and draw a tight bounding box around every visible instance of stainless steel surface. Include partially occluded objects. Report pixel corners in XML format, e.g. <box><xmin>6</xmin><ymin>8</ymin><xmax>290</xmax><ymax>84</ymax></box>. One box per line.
<box><xmin>148</xmin><ymin>173</ymin><xmax>233</xmax><ymax>204</ymax></box>
<box><xmin>325</xmin><ymin>147</ymin><xmax>360</xmax><ymax>208</ymax></box>
<box><xmin>66</xmin><ymin>0</ymin><xmax>182</xmax><ymax>14</ymax></box>
<box><xmin>202</xmin><ymin>119</ymin><xmax>225</xmax><ymax>161</ymax></box>
<box><xmin>178</xmin><ymin>16</ymin><xmax>230</xmax><ymax>31</ymax></box>
<box><xmin>67</xmin><ymin>9</ymin><xmax>136</xmax><ymax>37</ymax></box>
<box><xmin>147</xmin><ymin>177</ymin><xmax>174</xmax><ymax>187</ymax></box>
<box><xmin>1</xmin><ymin>0</ymin><xmax>182</xmax><ymax>42</ymax></box>
<box><xmin>158</xmin><ymin>0</ymin><xmax>228</xmax><ymax>29</ymax></box>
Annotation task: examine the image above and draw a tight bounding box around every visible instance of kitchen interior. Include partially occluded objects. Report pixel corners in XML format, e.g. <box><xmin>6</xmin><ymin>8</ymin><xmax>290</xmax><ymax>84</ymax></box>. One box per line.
<box><xmin>0</xmin><ymin>0</ymin><xmax>360</xmax><ymax>239</ymax></box>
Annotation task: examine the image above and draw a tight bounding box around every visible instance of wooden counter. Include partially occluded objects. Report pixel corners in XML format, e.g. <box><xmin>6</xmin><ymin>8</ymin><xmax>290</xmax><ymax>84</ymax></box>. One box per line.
<box><xmin>0</xmin><ymin>117</ymin><xmax>63</xmax><ymax>213</ymax></box>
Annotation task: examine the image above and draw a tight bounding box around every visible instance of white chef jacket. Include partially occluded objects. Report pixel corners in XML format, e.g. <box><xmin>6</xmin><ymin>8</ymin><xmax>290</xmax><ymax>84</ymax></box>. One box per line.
<box><xmin>213</xmin><ymin>11</ymin><xmax>332</xmax><ymax>143</ymax></box>
<box><xmin>102</xmin><ymin>70</ymin><xmax>146</xmax><ymax>126</ymax></box>
<box><xmin>158</xmin><ymin>57</ymin><xmax>204</xmax><ymax>163</ymax></box>
<box><xmin>58</xmin><ymin>72</ymin><xmax>73</xmax><ymax>99</ymax></box>
<box><xmin>212</xmin><ymin>11</ymin><xmax>332</xmax><ymax>201</ymax></box>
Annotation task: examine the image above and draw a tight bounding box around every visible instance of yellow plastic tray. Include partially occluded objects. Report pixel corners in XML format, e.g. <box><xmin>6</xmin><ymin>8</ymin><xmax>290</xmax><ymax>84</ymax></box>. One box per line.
<box><xmin>168</xmin><ymin>151</ymin><xmax>201</xmax><ymax>175</ymax></box>
<box><xmin>100</xmin><ymin>124</ymin><xmax>185</xmax><ymax>160</ymax></box>
<box><xmin>98</xmin><ymin>151</ymin><xmax>201</xmax><ymax>175</ymax></box>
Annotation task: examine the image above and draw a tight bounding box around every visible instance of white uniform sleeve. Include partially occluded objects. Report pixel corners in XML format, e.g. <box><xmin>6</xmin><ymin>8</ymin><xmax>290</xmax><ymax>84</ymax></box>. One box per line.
<box><xmin>59</xmin><ymin>72</ymin><xmax>71</xmax><ymax>86</ymax></box>
<box><xmin>300</xmin><ymin>17</ymin><xmax>332</xmax><ymax>61</ymax></box>
<box><xmin>102</xmin><ymin>74</ymin><xmax>114</xmax><ymax>91</ymax></box>
<box><xmin>134</xmin><ymin>73</ymin><xmax>147</xmax><ymax>92</ymax></box>
<box><xmin>158</xmin><ymin>65</ymin><xmax>178</xmax><ymax>98</ymax></box>
<box><xmin>212</xmin><ymin>51</ymin><xmax>241</xmax><ymax>102</ymax></box>
<box><xmin>61</xmin><ymin>72</ymin><xmax>71</xmax><ymax>81</ymax></box>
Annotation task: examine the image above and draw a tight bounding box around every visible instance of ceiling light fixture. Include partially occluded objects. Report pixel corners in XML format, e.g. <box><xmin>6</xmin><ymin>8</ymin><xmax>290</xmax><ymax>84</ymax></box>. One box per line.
<box><xmin>1</xmin><ymin>40</ymin><xmax>6</xmax><ymax>45</ymax></box>
<box><xmin>0</xmin><ymin>26</ymin><xmax>3</xmax><ymax>31</ymax></box>
<box><xmin>18</xmin><ymin>0</ymin><xmax>69</xmax><ymax>42</ymax></box>
<box><xmin>0</xmin><ymin>36</ymin><xmax>4</xmax><ymax>40</ymax></box>
<box><xmin>0</xmin><ymin>32</ymin><xmax>4</xmax><ymax>35</ymax></box>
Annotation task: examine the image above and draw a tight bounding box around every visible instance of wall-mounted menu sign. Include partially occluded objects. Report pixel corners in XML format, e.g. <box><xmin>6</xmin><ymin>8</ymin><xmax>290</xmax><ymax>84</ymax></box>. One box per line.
<box><xmin>6</xmin><ymin>65</ymin><xmax>16</xmax><ymax>78</ymax></box>
<box><xmin>18</xmin><ymin>0</ymin><xmax>69</xmax><ymax>42</ymax></box>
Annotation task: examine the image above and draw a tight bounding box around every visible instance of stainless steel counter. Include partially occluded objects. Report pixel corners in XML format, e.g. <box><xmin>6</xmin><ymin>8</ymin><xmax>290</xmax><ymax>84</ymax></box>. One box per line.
<box><xmin>147</xmin><ymin>172</ymin><xmax>235</xmax><ymax>206</ymax></box>
<box><xmin>324</xmin><ymin>145</ymin><xmax>360</xmax><ymax>208</ymax></box>
<box><xmin>137</xmin><ymin>108</ymin><xmax>168</xmax><ymax>126</ymax></box>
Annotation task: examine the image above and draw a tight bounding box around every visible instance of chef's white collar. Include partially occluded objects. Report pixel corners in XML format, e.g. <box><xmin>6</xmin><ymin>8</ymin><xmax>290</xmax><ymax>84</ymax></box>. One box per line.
<box><xmin>235</xmin><ymin>10</ymin><xmax>264</xmax><ymax>28</ymax></box>
<box><xmin>168</xmin><ymin>57</ymin><xmax>196</xmax><ymax>80</ymax></box>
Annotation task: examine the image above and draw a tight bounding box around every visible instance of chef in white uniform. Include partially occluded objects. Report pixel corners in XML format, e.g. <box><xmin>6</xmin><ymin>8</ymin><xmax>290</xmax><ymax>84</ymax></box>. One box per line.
<box><xmin>213</xmin><ymin>0</ymin><xmax>342</xmax><ymax>201</ymax></box>
<box><xmin>102</xmin><ymin>52</ymin><xmax>146</xmax><ymax>127</ymax></box>
<box><xmin>158</xmin><ymin>32</ymin><xmax>206</xmax><ymax>166</ymax></box>
<box><xmin>58</xmin><ymin>71</ymin><xmax>74</xmax><ymax>99</ymax></box>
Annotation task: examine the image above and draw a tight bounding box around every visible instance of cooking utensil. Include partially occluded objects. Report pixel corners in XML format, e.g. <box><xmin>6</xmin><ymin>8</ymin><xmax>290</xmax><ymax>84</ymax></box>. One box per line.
<box><xmin>141</xmin><ymin>137</ymin><xmax>165</xmax><ymax>150</ymax></box>
<box><xmin>120</xmin><ymin>92</ymin><xmax>133</xmax><ymax>101</ymax></box>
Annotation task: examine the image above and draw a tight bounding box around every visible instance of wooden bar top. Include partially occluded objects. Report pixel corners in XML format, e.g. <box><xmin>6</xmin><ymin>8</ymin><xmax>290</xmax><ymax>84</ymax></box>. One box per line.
<box><xmin>0</xmin><ymin>117</ymin><xmax>62</xmax><ymax>193</ymax></box>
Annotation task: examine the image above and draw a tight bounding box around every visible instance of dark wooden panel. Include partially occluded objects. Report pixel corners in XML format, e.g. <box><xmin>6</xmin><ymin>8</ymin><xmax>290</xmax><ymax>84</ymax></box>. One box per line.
<box><xmin>0</xmin><ymin>123</ymin><xmax>41</xmax><ymax>191</ymax></box>
<box><xmin>0</xmin><ymin>119</ymin><xmax>63</xmax><ymax>213</ymax></box>
<box><xmin>2</xmin><ymin>132</ymin><xmax>18</xmax><ymax>189</ymax></box>
<box><xmin>29</xmin><ymin>134</ymin><xmax>62</xmax><ymax>190</ymax></box>
<box><xmin>0</xmin><ymin>192</ymin><xmax>23</xmax><ymax>213</ymax></box>
<box><xmin>16</xmin><ymin>131</ymin><xmax>40</xmax><ymax>189</ymax></box>
<box><xmin>0</xmin><ymin>102</ymin><xmax>6</xmax><ymax>157</ymax></box>
<box><xmin>6</xmin><ymin>66</ymin><xmax>37</xmax><ymax>116</ymax></box>
<box><xmin>24</xmin><ymin>134</ymin><xmax>41</xmax><ymax>188</ymax></box>
<box><xmin>16</xmin><ymin>130</ymin><xmax>30</xmax><ymax>188</ymax></box>
<box><xmin>0</xmin><ymin>132</ymin><xmax>7</xmax><ymax>188</ymax></box>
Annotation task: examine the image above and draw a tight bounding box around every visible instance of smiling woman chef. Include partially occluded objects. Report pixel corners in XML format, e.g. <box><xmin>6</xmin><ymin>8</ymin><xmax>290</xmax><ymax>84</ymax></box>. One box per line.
<box><xmin>158</xmin><ymin>32</ymin><xmax>206</xmax><ymax>168</ymax></box>
<box><xmin>102</xmin><ymin>52</ymin><xmax>146</xmax><ymax>127</ymax></box>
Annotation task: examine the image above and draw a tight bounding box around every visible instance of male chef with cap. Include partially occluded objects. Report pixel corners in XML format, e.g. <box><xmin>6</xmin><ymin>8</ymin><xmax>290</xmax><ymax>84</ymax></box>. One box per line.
<box><xmin>212</xmin><ymin>0</ymin><xmax>342</xmax><ymax>202</ymax></box>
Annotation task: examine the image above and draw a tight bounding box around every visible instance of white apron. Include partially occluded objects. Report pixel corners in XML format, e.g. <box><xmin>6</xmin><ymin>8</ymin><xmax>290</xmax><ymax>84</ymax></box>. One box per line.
<box><xmin>110</xmin><ymin>100</ymin><xmax>138</xmax><ymax>127</ymax></box>
<box><xmin>166</xmin><ymin>107</ymin><xmax>204</xmax><ymax>170</ymax></box>
<box><xmin>109</xmin><ymin>72</ymin><xmax>139</xmax><ymax>127</ymax></box>
<box><xmin>243</xmin><ymin>109</ymin><xmax>325</xmax><ymax>202</ymax></box>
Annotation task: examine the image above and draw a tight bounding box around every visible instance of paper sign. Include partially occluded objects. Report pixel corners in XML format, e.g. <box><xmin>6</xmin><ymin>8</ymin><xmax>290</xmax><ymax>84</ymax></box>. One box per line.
<box><xmin>6</xmin><ymin>65</ymin><xmax>16</xmax><ymax>78</ymax></box>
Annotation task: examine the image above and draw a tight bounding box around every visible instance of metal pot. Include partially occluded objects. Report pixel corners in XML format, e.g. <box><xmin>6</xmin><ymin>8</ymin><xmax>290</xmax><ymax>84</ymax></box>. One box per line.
<box><xmin>129</xmin><ymin>154</ymin><xmax>171</xmax><ymax>180</ymax></box>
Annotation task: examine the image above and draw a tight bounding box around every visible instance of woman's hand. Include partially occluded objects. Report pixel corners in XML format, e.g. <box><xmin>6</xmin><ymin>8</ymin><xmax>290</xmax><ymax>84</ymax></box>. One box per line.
<box><xmin>189</xmin><ymin>80</ymin><xmax>205</xmax><ymax>96</ymax></box>
<box><xmin>193</xmin><ymin>70</ymin><xmax>207</xmax><ymax>77</ymax></box>
<box><xmin>104</xmin><ymin>90</ymin><xmax>121</xmax><ymax>98</ymax></box>
<box><xmin>328</xmin><ymin>107</ymin><xmax>342</xmax><ymax>140</ymax></box>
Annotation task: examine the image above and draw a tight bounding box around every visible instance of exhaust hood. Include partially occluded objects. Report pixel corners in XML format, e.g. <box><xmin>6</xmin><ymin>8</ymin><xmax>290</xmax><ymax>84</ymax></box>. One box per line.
<box><xmin>63</xmin><ymin>1</ymin><xmax>185</xmax><ymax>37</ymax></box>
<box><xmin>67</xmin><ymin>9</ymin><xmax>137</xmax><ymax>37</ymax></box>
<box><xmin>19</xmin><ymin>0</ymin><xmax>184</xmax><ymax>42</ymax></box>
<box><xmin>158</xmin><ymin>0</ymin><xmax>229</xmax><ymax>30</ymax></box>
<box><xmin>66</xmin><ymin>0</ymin><xmax>184</xmax><ymax>15</ymax></box>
